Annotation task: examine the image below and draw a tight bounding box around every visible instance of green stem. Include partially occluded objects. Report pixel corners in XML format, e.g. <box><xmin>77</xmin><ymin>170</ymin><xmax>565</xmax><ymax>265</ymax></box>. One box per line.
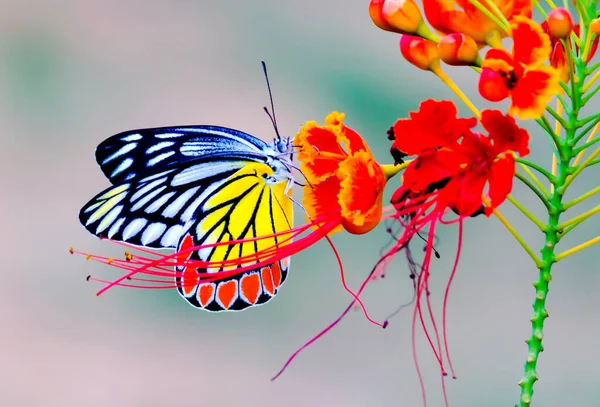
<box><xmin>517</xmin><ymin>134</ymin><xmax>570</xmax><ymax>407</ymax></box>
<box><xmin>557</xmin><ymin>204</ymin><xmax>600</xmax><ymax>229</ymax></box>
<box><xmin>563</xmin><ymin>185</ymin><xmax>600</xmax><ymax>210</ymax></box>
<box><xmin>573</xmin><ymin>117</ymin><xmax>600</xmax><ymax>145</ymax></box>
<box><xmin>514</xmin><ymin>157</ymin><xmax>555</xmax><ymax>182</ymax></box>
<box><xmin>507</xmin><ymin>195</ymin><xmax>547</xmax><ymax>231</ymax></box>
<box><xmin>514</xmin><ymin>172</ymin><xmax>551</xmax><ymax>208</ymax></box>
<box><xmin>546</xmin><ymin>106</ymin><xmax>570</xmax><ymax>130</ymax></box>
<box><xmin>587</xmin><ymin>61</ymin><xmax>600</xmax><ymax>74</ymax></box>
<box><xmin>582</xmin><ymin>83</ymin><xmax>600</xmax><ymax>105</ymax></box>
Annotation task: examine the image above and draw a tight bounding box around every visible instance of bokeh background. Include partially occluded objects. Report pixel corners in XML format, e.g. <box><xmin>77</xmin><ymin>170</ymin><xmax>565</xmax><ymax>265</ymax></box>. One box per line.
<box><xmin>2</xmin><ymin>1</ymin><xmax>600</xmax><ymax>406</ymax></box>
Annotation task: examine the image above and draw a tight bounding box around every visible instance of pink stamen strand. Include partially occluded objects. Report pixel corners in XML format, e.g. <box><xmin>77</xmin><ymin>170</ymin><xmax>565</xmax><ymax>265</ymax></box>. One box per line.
<box><xmin>442</xmin><ymin>219</ymin><xmax>463</xmax><ymax>380</ymax></box>
<box><xmin>73</xmin><ymin>215</ymin><xmax>341</xmax><ymax>294</ymax></box>
<box><xmin>323</xmin><ymin>234</ymin><xmax>384</xmax><ymax>328</ymax></box>
<box><xmin>272</xmin><ymin>243</ymin><xmax>395</xmax><ymax>381</ymax></box>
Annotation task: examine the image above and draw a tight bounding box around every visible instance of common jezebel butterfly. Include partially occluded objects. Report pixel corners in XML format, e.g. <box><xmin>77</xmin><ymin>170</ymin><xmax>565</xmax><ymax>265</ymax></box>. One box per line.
<box><xmin>78</xmin><ymin>63</ymin><xmax>295</xmax><ymax>311</ymax></box>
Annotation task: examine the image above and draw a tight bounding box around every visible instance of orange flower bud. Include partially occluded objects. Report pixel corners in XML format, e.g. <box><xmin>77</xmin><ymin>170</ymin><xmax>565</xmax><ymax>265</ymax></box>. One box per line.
<box><xmin>546</xmin><ymin>8</ymin><xmax>573</xmax><ymax>39</ymax></box>
<box><xmin>437</xmin><ymin>33</ymin><xmax>479</xmax><ymax>66</ymax></box>
<box><xmin>400</xmin><ymin>35</ymin><xmax>439</xmax><ymax>70</ymax></box>
<box><xmin>369</xmin><ymin>0</ymin><xmax>424</xmax><ymax>35</ymax></box>
<box><xmin>591</xmin><ymin>18</ymin><xmax>600</xmax><ymax>35</ymax></box>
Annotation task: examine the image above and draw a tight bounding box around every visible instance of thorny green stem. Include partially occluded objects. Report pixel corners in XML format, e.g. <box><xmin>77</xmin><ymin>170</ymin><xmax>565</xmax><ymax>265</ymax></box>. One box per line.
<box><xmin>518</xmin><ymin>147</ymin><xmax>567</xmax><ymax>406</ymax></box>
<box><xmin>517</xmin><ymin>39</ymin><xmax>592</xmax><ymax>407</ymax></box>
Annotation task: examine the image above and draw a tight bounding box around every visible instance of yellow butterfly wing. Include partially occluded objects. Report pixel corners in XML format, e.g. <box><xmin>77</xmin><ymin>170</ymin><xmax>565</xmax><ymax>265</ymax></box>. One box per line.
<box><xmin>175</xmin><ymin>162</ymin><xmax>293</xmax><ymax>311</ymax></box>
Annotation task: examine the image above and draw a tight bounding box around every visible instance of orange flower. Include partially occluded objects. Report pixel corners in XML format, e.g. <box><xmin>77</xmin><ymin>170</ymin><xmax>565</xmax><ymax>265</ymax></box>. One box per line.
<box><xmin>422</xmin><ymin>0</ymin><xmax>532</xmax><ymax>45</ymax></box>
<box><xmin>296</xmin><ymin>112</ymin><xmax>387</xmax><ymax>235</ymax></box>
<box><xmin>479</xmin><ymin>17</ymin><xmax>559</xmax><ymax>120</ymax></box>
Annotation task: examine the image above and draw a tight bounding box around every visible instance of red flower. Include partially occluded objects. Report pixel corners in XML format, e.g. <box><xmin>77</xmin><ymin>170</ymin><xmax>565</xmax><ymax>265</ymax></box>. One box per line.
<box><xmin>391</xmin><ymin>99</ymin><xmax>530</xmax><ymax>216</ymax></box>
<box><xmin>376</xmin><ymin>99</ymin><xmax>531</xmax><ymax>387</ymax></box>
<box><xmin>479</xmin><ymin>17</ymin><xmax>560</xmax><ymax>119</ymax></box>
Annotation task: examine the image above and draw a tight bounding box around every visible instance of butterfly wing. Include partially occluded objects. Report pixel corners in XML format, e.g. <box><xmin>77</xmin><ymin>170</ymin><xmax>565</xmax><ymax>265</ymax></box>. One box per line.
<box><xmin>174</xmin><ymin>161</ymin><xmax>293</xmax><ymax>311</ymax></box>
<box><xmin>81</xmin><ymin>126</ymin><xmax>294</xmax><ymax>311</ymax></box>
<box><xmin>95</xmin><ymin>126</ymin><xmax>272</xmax><ymax>184</ymax></box>
<box><xmin>79</xmin><ymin>159</ymin><xmax>251</xmax><ymax>248</ymax></box>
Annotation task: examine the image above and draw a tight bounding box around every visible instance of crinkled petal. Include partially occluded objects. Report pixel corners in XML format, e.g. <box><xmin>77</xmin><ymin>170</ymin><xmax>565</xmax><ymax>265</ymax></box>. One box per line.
<box><xmin>338</xmin><ymin>151</ymin><xmax>386</xmax><ymax>234</ymax></box>
<box><xmin>484</xmin><ymin>154</ymin><xmax>515</xmax><ymax>215</ymax></box>
<box><xmin>509</xmin><ymin>65</ymin><xmax>560</xmax><ymax>120</ymax></box>
<box><xmin>302</xmin><ymin>175</ymin><xmax>343</xmax><ymax>234</ymax></box>
<box><xmin>481</xmin><ymin>109</ymin><xmax>530</xmax><ymax>156</ymax></box>
<box><xmin>392</xmin><ymin>99</ymin><xmax>476</xmax><ymax>155</ymax></box>
<box><xmin>445</xmin><ymin>171</ymin><xmax>487</xmax><ymax>216</ymax></box>
<box><xmin>403</xmin><ymin>149</ymin><xmax>465</xmax><ymax>193</ymax></box>
<box><xmin>511</xmin><ymin>16</ymin><xmax>552</xmax><ymax>68</ymax></box>
<box><xmin>295</xmin><ymin>117</ymin><xmax>347</xmax><ymax>184</ymax></box>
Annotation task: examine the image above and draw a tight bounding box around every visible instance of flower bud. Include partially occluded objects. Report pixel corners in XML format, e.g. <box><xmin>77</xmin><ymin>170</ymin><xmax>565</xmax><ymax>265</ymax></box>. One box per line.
<box><xmin>437</xmin><ymin>33</ymin><xmax>479</xmax><ymax>66</ymax></box>
<box><xmin>369</xmin><ymin>0</ymin><xmax>424</xmax><ymax>35</ymax></box>
<box><xmin>591</xmin><ymin>18</ymin><xmax>600</xmax><ymax>35</ymax></box>
<box><xmin>546</xmin><ymin>8</ymin><xmax>573</xmax><ymax>39</ymax></box>
<box><xmin>478</xmin><ymin>68</ymin><xmax>509</xmax><ymax>102</ymax></box>
<box><xmin>400</xmin><ymin>35</ymin><xmax>439</xmax><ymax>70</ymax></box>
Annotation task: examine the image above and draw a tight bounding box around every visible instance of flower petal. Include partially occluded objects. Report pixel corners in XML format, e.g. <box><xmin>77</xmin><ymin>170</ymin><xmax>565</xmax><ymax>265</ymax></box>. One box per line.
<box><xmin>508</xmin><ymin>65</ymin><xmax>560</xmax><ymax>119</ymax></box>
<box><xmin>403</xmin><ymin>149</ymin><xmax>465</xmax><ymax>193</ymax></box>
<box><xmin>480</xmin><ymin>109</ymin><xmax>530</xmax><ymax>156</ymax></box>
<box><xmin>485</xmin><ymin>154</ymin><xmax>515</xmax><ymax>215</ymax></box>
<box><xmin>338</xmin><ymin>152</ymin><xmax>386</xmax><ymax>234</ymax></box>
<box><xmin>392</xmin><ymin>99</ymin><xmax>476</xmax><ymax>155</ymax></box>
<box><xmin>302</xmin><ymin>175</ymin><xmax>343</xmax><ymax>234</ymax></box>
<box><xmin>445</xmin><ymin>171</ymin><xmax>487</xmax><ymax>216</ymax></box>
<box><xmin>511</xmin><ymin>16</ymin><xmax>552</xmax><ymax>68</ymax></box>
<box><xmin>295</xmin><ymin>116</ymin><xmax>348</xmax><ymax>184</ymax></box>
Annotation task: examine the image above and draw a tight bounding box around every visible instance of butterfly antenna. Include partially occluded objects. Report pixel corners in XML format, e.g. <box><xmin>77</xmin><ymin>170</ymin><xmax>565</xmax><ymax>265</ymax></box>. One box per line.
<box><xmin>261</xmin><ymin>61</ymin><xmax>281</xmax><ymax>140</ymax></box>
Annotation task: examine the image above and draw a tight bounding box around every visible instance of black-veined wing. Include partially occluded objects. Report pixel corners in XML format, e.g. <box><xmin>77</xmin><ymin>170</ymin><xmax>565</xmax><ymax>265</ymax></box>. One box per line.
<box><xmin>95</xmin><ymin>126</ymin><xmax>272</xmax><ymax>184</ymax></box>
<box><xmin>79</xmin><ymin>159</ymin><xmax>251</xmax><ymax>248</ymax></box>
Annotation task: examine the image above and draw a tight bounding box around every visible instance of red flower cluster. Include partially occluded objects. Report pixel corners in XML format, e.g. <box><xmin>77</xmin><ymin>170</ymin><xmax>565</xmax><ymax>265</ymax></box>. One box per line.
<box><xmin>390</xmin><ymin>99</ymin><xmax>530</xmax><ymax>217</ymax></box>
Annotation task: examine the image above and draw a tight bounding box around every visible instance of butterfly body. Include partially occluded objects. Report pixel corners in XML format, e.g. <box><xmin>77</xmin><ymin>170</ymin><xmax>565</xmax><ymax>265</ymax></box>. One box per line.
<box><xmin>79</xmin><ymin>126</ymin><xmax>294</xmax><ymax>311</ymax></box>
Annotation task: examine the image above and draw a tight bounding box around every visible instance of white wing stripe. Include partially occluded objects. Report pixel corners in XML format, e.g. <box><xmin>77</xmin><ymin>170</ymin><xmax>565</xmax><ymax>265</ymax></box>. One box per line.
<box><xmin>102</xmin><ymin>143</ymin><xmax>137</xmax><ymax>164</ymax></box>
<box><xmin>148</xmin><ymin>151</ymin><xmax>175</xmax><ymax>166</ymax></box>
<box><xmin>122</xmin><ymin>218</ymin><xmax>148</xmax><ymax>240</ymax></box>
<box><xmin>145</xmin><ymin>191</ymin><xmax>176</xmax><ymax>214</ymax></box>
<box><xmin>146</xmin><ymin>141</ymin><xmax>175</xmax><ymax>154</ymax></box>
<box><xmin>141</xmin><ymin>223</ymin><xmax>167</xmax><ymax>245</ymax></box>
<box><xmin>111</xmin><ymin>158</ymin><xmax>134</xmax><ymax>178</ymax></box>
<box><xmin>160</xmin><ymin>224</ymin><xmax>184</xmax><ymax>247</ymax></box>
<box><xmin>131</xmin><ymin>178</ymin><xmax>167</xmax><ymax>202</ymax></box>
<box><xmin>131</xmin><ymin>186</ymin><xmax>167</xmax><ymax>211</ymax></box>
<box><xmin>108</xmin><ymin>217</ymin><xmax>126</xmax><ymax>238</ymax></box>
<box><xmin>171</xmin><ymin>161</ymin><xmax>241</xmax><ymax>187</ymax></box>
<box><xmin>161</xmin><ymin>186</ymin><xmax>200</xmax><ymax>218</ymax></box>
<box><xmin>120</xmin><ymin>133</ymin><xmax>142</xmax><ymax>142</ymax></box>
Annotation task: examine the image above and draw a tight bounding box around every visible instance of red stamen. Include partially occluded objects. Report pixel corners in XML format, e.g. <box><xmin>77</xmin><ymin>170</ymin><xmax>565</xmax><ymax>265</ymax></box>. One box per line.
<box><xmin>442</xmin><ymin>219</ymin><xmax>462</xmax><ymax>380</ymax></box>
<box><xmin>271</xmin><ymin>240</ymin><xmax>395</xmax><ymax>381</ymax></box>
<box><xmin>324</xmin><ymin>234</ymin><xmax>384</xmax><ymax>328</ymax></box>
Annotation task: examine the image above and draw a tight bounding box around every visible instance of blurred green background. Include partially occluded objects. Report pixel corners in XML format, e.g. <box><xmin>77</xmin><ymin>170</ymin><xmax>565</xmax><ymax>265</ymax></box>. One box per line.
<box><xmin>2</xmin><ymin>1</ymin><xmax>599</xmax><ymax>406</ymax></box>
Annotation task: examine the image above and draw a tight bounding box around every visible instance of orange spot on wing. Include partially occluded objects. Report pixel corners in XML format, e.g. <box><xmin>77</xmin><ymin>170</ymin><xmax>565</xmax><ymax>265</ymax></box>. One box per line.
<box><xmin>240</xmin><ymin>273</ymin><xmax>261</xmax><ymax>305</ymax></box>
<box><xmin>176</xmin><ymin>234</ymin><xmax>194</xmax><ymax>264</ymax></box>
<box><xmin>198</xmin><ymin>283</ymin><xmax>216</xmax><ymax>307</ymax></box>
<box><xmin>261</xmin><ymin>266</ymin><xmax>275</xmax><ymax>296</ymax></box>
<box><xmin>181</xmin><ymin>266</ymin><xmax>199</xmax><ymax>297</ymax></box>
<box><xmin>271</xmin><ymin>262</ymin><xmax>282</xmax><ymax>289</ymax></box>
<box><xmin>280</xmin><ymin>257</ymin><xmax>290</xmax><ymax>271</ymax></box>
<box><xmin>216</xmin><ymin>280</ymin><xmax>238</xmax><ymax>310</ymax></box>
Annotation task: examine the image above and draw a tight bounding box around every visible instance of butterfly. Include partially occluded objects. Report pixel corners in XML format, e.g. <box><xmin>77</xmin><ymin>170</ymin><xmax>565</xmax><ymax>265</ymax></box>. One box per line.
<box><xmin>79</xmin><ymin>63</ymin><xmax>296</xmax><ymax>311</ymax></box>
